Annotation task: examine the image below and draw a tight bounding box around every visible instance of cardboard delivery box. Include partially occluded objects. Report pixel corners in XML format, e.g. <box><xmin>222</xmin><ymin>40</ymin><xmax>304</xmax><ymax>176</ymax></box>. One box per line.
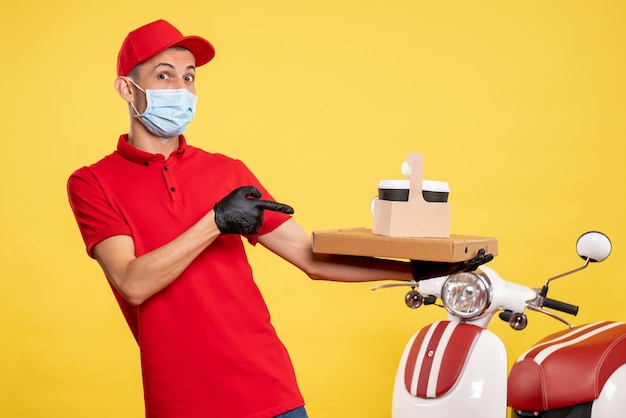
<box><xmin>372</xmin><ymin>153</ymin><xmax>450</xmax><ymax>238</ymax></box>
<box><xmin>312</xmin><ymin>227</ymin><xmax>498</xmax><ymax>263</ymax></box>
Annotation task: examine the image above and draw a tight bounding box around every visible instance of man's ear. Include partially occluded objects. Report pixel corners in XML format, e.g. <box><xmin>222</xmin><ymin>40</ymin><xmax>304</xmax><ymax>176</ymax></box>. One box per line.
<box><xmin>114</xmin><ymin>77</ymin><xmax>134</xmax><ymax>102</ymax></box>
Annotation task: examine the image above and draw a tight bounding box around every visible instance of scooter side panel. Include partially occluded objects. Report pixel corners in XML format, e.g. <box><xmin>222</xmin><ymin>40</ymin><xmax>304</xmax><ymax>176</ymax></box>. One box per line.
<box><xmin>392</xmin><ymin>324</ymin><xmax>507</xmax><ymax>418</ymax></box>
<box><xmin>591</xmin><ymin>364</ymin><xmax>626</xmax><ymax>418</ymax></box>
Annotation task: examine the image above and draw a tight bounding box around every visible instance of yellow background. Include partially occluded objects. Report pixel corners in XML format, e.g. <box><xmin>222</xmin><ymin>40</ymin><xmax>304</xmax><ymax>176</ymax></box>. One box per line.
<box><xmin>2</xmin><ymin>1</ymin><xmax>625</xmax><ymax>417</ymax></box>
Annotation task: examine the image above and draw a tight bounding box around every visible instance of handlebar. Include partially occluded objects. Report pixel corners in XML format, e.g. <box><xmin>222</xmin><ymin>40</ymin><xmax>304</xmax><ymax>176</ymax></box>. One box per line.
<box><xmin>542</xmin><ymin>297</ymin><xmax>579</xmax><ymax>316</ymax></box>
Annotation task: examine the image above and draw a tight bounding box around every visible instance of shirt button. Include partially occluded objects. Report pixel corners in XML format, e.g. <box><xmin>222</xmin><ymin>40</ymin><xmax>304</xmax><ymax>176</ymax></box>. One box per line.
<box><xmin>163</xmin><ymin>166</ymin><xmax>168</xmax><ymax>171</ymax></box>
<box><xmin>170</xmin><ymin>187</ymin><xmax>176</xmax><ymax>192</ymax></box>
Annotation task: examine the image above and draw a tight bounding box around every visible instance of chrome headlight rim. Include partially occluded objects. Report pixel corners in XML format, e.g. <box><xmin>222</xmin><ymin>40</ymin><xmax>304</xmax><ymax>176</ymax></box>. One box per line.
<box><xmin>441</xmin><ymin>271</ymin><xmax>492</xmax><ymax>319</ymax></box>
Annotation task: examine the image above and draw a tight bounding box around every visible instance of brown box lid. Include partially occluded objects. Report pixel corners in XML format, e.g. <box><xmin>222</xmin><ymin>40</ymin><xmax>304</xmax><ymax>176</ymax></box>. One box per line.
<box><xmin>312</xmin><ymin>227</ymin><xmax>498</xmax><ymax>262</ymax></box>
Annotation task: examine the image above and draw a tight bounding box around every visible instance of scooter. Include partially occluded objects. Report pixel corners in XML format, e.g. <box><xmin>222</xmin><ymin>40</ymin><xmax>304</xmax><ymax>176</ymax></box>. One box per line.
<box><xmin>372</xmin><ymin>231</ymin><xmax>626</xmax><ymax>417</ymax></box>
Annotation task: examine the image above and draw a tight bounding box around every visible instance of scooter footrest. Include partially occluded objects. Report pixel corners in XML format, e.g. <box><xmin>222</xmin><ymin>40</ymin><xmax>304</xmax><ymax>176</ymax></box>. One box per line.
<box><xmin>508</xmin><ymin>321</ymin><xmax>626</xmax><ymax>412</ymax></box>
<box><xmin>514</xmin><ymin>402</ymin><xmax>592</xmax><ymax>418</ymax></box>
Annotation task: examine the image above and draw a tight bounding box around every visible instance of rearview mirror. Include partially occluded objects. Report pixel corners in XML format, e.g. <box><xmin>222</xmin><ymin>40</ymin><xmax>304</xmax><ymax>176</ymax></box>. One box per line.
<box><xmin>576</xmin><ymin>231</ymin><xmax>611</xmax><ymax>263</ymax></box>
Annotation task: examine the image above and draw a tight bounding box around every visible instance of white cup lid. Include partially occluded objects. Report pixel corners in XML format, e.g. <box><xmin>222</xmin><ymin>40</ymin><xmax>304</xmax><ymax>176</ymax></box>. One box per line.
<box><xmin>422</xmin><ymin>180</ymin><xmax>450</xmax><ymax>193</ymax></box>
<box><xmin>377</xmin><ymin>179</ymin><xmax>449</xmax><ymax>192</ymax></box>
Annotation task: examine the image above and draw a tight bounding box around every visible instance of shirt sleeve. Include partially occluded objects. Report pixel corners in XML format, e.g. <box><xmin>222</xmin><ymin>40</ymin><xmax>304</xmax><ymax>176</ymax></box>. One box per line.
<box><xmin>67</xmin><ymin>167</ymin><xmax>133</xmax><ymax>258</ymax></box>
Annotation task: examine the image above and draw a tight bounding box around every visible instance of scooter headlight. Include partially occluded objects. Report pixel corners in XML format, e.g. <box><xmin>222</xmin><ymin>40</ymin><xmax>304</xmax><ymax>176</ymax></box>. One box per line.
<box><xmin>441</xmin><ymin>271</ymin><xmax>492</xmax><ymax>319</ymax></box>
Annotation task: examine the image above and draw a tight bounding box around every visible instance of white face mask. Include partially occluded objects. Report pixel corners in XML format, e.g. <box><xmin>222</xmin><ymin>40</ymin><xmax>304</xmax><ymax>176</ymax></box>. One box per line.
<box><xmin>127</xmin><ymin>78</ymin><xmax>198</xmax><ymax>140</ymax></box>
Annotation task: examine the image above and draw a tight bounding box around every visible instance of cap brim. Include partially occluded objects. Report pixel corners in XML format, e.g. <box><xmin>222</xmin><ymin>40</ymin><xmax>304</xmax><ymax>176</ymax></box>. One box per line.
<box><xmin>173</xmin><ymin>36</ymin><xmax>215</xmax><ymax>67</ymax></box>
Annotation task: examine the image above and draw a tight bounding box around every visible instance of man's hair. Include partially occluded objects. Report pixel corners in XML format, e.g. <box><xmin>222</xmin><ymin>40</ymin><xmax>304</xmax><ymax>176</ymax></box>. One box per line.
<box><xmin>128</xmin><ymin>66</ymin><xmax>141</xmax><ymax>81</ymax></box>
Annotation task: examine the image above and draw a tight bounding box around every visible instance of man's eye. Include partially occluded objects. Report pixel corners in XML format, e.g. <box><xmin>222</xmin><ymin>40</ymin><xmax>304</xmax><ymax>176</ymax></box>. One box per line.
<box><xmin>184</xmin><ymin>75</ymin><xmax>195</xmax><ymax>82</ymax></box>
<box><xmin>158</xmin><ymin>73</ymin><xmax>170</xmax><ymax>80</ymax></box>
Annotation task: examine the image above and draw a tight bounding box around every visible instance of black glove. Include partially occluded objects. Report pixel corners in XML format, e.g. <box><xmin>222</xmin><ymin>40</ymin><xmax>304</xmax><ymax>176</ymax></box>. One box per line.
<box><xmin>214</xmin><ymin>186</ymin><xmax>294</xmax><ymax>235</ymax></box>
<box><xmin>410</xmin><ymin>249</ymin><xmax>494</xmax><ymax>281</ymax></box>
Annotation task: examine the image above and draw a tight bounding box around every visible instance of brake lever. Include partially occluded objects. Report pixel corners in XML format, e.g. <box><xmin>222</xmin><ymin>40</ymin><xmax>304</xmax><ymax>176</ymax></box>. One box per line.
<box><xmin>372</xmin><ymin>280</ymin><xmax>419</xmax><ymax>290</ymax></box>
<box><xmin>526</xmin><ymin>303</ymin><xmax>574</xmax><ymax>328</ymax></box>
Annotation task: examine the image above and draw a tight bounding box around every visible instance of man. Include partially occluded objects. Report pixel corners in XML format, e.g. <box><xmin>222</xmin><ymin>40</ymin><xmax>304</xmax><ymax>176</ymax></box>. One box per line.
<box><xmin>67</xmin><ymin>19</ymin><xmax>413</xmax><ymax>418</ymax></box>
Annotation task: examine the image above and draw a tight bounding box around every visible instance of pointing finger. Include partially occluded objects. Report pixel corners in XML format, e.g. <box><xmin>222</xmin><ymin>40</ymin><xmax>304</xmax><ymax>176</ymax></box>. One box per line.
<box><xmin>257</xmin><ymin>200</ymin><xmax>295</xmax><ymax>215</ymax></box>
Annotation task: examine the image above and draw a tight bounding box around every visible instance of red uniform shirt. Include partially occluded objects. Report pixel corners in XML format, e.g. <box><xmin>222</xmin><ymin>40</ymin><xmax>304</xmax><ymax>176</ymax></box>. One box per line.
<box><xmin>67</xmin><ymin>135</ymin><xmax>304</xmax><ymax>418</ymax></box>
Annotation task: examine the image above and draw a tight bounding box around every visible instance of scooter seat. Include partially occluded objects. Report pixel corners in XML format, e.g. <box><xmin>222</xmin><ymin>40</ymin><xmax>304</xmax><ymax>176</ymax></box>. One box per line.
<box><xmin>508</xmin><ymin>321</ymin><xmax>626</xmax><ymax>412</ymax></box>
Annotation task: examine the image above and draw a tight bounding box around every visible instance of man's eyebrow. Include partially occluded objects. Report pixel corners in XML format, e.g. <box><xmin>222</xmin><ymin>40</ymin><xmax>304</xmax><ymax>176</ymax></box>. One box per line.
<box><xmin>152</xmin><ymin>63</ymin><xmax>196</xmax><ymax>72</ymax></box>
<box><xmin>152</xmin><ymin>62</ymin><xmax>175</xmax><ymax>71</ymax></box>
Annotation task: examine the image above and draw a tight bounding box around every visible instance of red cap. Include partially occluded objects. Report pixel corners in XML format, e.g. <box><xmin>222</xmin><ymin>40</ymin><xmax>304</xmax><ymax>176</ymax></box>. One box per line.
<box><xmin>117</xmin><ymin>20</ymin><xmax>215</xmax><ymax>76</ymax></box>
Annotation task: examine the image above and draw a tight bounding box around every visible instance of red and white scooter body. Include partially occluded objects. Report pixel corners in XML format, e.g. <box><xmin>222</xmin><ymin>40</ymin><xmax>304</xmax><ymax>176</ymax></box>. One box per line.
<box><xmin>392</xmin><ymin>267</ymin><xmax>534</xmax><ymax>417</ymax></box>
<box><xmin>390</xmin><ymin>261</ymin><xmax>626</xmax><ymax>418</ymax></box>
<box><xmin>392</xmin><ymin>321</ymin><xmax>507</xmax><ymax>417</ymax></box>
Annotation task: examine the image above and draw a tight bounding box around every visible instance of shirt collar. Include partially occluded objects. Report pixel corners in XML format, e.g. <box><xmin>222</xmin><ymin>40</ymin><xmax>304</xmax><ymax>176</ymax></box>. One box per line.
<box><xmin>117</xmin><ymin>134</ymin><xmax>187</xmax><ymax>165</ymax></box>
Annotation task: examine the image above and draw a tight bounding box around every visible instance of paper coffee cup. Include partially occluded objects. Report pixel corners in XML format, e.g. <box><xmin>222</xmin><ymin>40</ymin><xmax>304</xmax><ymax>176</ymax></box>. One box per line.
<box><xmin>377</xmin><ymin>179</ymin><xmax>450</xmax><ymax>202</ymax></box>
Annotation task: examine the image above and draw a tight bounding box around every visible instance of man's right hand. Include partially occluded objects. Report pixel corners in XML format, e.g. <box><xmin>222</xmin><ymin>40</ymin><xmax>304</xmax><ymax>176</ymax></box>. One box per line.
<box><xmin>213</xmin><ymin>186</ymin><xmax>294</xmax><ymax>235</ymax></box>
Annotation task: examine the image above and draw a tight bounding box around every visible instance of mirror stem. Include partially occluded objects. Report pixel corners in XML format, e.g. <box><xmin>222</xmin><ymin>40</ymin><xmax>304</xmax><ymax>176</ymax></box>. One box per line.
<box><xmin>540</xmin><ymin>257</ymin><xmax>590</xmax><ymax>297</ymax></box>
